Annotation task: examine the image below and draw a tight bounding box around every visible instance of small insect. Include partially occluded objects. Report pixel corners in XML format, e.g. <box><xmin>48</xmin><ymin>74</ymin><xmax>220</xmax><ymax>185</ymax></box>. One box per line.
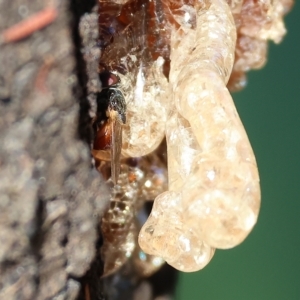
<box><xmin>92</xmin><ymin>71</ymin><xmax>126</xmax><ymax>185</ymax></box>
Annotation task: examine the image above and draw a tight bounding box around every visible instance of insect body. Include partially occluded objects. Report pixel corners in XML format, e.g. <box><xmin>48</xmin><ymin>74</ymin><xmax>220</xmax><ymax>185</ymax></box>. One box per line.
<box><xmin>92</xmin><ymin>72</ymin><xmax>126</xmax><ymax>185</ymax></box>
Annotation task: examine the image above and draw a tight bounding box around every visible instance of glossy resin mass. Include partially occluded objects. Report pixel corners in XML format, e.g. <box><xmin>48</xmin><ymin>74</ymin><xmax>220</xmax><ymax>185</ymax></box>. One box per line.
<box><xmin>94</xmin><ymin>0</ymin><xmax>293</xmax><ymax>274</ymax></box>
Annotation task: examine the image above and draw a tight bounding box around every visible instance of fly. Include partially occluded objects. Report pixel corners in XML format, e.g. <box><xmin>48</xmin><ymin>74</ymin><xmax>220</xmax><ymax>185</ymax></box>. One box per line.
<box><xmin>92</xmin><ymin>71</ymin><xmax>126</xmax><ymax>185</ymax></box>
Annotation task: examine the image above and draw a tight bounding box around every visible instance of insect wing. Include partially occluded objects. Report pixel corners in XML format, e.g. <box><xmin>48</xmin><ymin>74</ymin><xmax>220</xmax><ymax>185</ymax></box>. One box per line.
<box><xmin>110</xmin><ymin>117</ymin><xmax>122</xmax><ymax>185</ymax></box>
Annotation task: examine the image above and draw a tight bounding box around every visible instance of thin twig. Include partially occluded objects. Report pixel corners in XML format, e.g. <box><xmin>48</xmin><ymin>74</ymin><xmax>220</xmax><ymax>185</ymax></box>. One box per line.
<box><xmin>0</xmin><ymin>7</ymin><xmax>58</xmax><ymax>45</ymax></box>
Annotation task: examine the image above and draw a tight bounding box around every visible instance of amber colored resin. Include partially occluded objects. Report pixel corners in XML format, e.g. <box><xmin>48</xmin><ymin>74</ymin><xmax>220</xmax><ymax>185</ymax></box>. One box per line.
<box><xmin>95</xmin><ymin>0</ymin><xmax>293</xmax><ymax>274</ymax></box>
<box><xmin>228</xmin><ymin>0</ymin><xmax>294</xmax><ymax>90</ymax></box>
<box><xmin>99</xmin><ymin>143</ymin><xmax>168</xmax><ymax>276</ymax></box>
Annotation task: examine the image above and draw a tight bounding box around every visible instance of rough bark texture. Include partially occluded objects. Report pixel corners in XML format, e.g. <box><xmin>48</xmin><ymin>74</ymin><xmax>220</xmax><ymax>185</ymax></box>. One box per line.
<box><xmin>0</xmin><ymin>0</ymin><xmax>109</xmax><ymax>299</ymax></box>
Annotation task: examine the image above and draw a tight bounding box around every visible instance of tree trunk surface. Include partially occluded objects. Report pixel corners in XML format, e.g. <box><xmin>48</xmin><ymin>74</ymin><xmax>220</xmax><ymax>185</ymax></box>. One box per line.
<box><xmin>0</xmin><ymin>0</ymin><xmax>109</xmax><ymax>298</ymax></box>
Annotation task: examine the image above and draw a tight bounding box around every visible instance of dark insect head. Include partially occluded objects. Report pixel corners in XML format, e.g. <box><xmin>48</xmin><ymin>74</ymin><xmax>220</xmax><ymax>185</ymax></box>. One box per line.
<box><xmin>97</xmin><ymin>71</ymin><xmax>126</xmax><ymax>125</ymax></box>
<box><xmin>107</xmin><ymin>88</ymin><xmax>126</xmax><ymax>124</ymax></box>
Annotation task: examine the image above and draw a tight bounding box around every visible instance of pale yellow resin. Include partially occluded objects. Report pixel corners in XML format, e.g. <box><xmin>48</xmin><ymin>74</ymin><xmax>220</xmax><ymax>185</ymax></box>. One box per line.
<box><xmin>139</xmin><ymin>0</ymin><xmax>261</xmax><ymax>271</ymax></box>
<box><xmin>98</xmin><ymin>0</ymin><xmax>292</xmax><ymax>274</ymax></box>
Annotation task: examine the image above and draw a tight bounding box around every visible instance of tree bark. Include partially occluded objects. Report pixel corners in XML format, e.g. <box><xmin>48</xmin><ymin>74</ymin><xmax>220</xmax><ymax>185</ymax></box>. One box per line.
<box><xmin>0</xmin><ymin>1</ymin><xmax>109</xmax><ymax>299</ymax></box>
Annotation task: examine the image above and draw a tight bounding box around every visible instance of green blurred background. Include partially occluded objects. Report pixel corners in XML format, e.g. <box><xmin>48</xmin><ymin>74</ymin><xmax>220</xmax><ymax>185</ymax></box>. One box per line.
<box><xmin>175</xmin><ymin>3</ymin><xmax>300</xmax><ymax>300</ymax></box>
